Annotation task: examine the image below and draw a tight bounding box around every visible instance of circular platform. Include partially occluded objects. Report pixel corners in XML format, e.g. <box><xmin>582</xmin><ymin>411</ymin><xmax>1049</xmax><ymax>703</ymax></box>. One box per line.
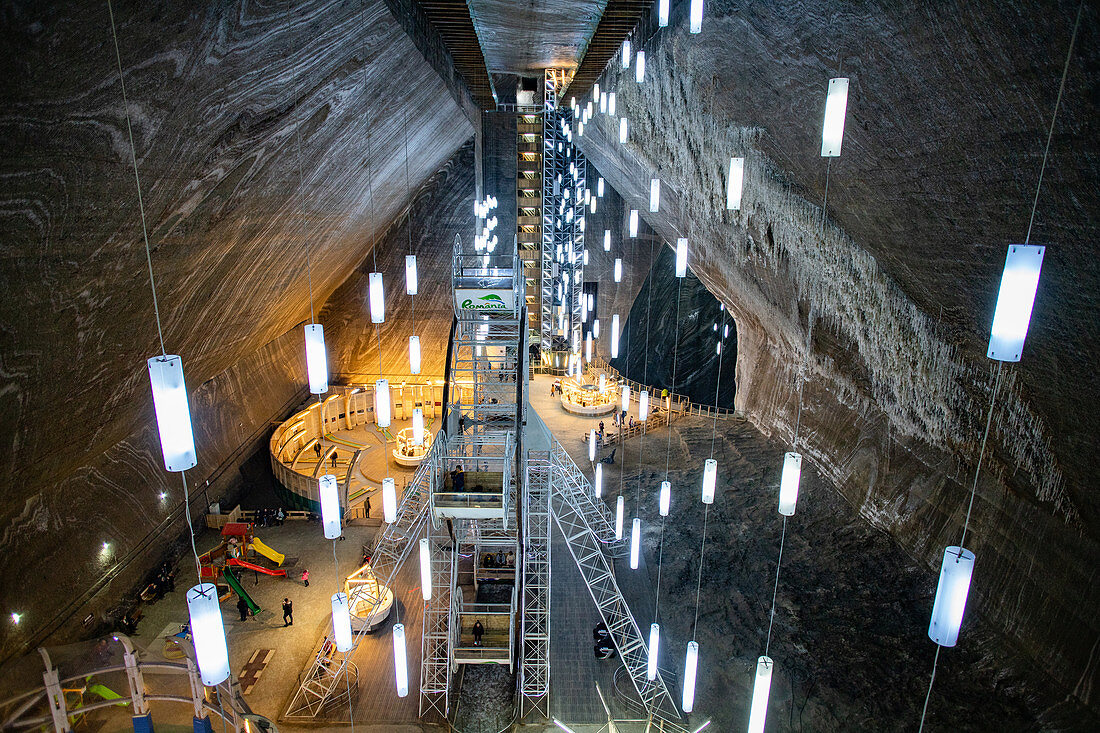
<box><xmin>392</xmin><ymin>427</ymin><xmax>433</xmax><ymax>467</ymax></box>
<box><xmin>561</xmin><ymin>380</ymin><xmax>618</xmax><ymax>416</ymax></box>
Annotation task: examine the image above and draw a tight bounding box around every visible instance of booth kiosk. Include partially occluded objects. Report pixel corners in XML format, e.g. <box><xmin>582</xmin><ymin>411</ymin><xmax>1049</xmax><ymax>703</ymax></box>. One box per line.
<box><xmin>392</xmin><ymin>427</ymin><xmax>434</xmax><ymax>468</ymax></box>
<box><xmin>560</xmin><ymin>377</ymin><xmax>618</xmax><ymax>416</ymax></box>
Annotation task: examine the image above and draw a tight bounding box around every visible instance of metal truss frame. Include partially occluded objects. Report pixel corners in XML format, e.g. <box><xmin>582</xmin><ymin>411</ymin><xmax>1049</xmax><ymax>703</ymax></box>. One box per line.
<box><xmin>419</xmin><ymin>515</ymin><xmax>457</xmax><ymax>719</ymax></box>
<box><xmin>549</xmin><ymin>438</ymin><xmax>626</xmax><ymax>553</ymax></box>
<box><xmin>520</xmin><ymin>452</ymin><xmax>552</xmax><ymax>720</ymax></box>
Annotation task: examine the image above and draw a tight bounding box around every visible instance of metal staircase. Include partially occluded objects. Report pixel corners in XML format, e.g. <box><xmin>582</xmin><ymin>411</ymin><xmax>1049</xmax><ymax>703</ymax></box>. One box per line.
<box><xmin>550</xmin><ymin>450</ymin><xmax>685</xmax><ymax>730</ymax></box>
<box><xmin>549</xmin><ymin>437</ymin><xmax>627</xmax><ymax>553</ymax></box>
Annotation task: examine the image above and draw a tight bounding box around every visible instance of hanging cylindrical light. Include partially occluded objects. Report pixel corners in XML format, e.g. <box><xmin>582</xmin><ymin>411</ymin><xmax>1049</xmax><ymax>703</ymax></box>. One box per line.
<box><xmin>682</xmin><ymin>641</ymin><xmax>699</xmax><ymax>712</ymax></box>
<box><xmin>611</xmin><ymin>314</ymin><xmax>620</xmax><ymax>358</ymax></box>
<box><xmin>820</xmin><ymin>78</ymin><xmax>850</xmax><ymax>157</ymax></box>
<box><xmin>629</xmin><ymin>210</ymin><xmax>639</xmax><ymax>237</ymax></box>
<box><xmin>598</xmin><ymin>177</ymin><xmax>605</xmax><ymax>197</ymax></box>
<box><xmin>629</xmin><ymin>518</ymin><xmax>642</xmax><ymax>568</ymax></box>
<box><xmin>382</xmin><ymin>477</ymin><xmax>397</xmax><ymax>523</ymax></box>
<box><xmin>928</xmin><ymin>546</ymin><xmax>976</xmax><ymax>647</ymax></box>
<box><xmin>659</xmin><ymin>480</ymin><xmax>671</xmax><ymax>516</ymax></box>
<box><xmin>393</xmin><ymin>623</ymin><xmax>409</xmax><ymax>697</ymax></box>
<box><xmin>649</xmin><ymin>178</ymin><xmax>661</xmax><ymax>213</ymax></box>
<box><xmin>639</xmin><ymin>389</ymin><xmax>649</xmax><ymax>421</ymax></box>
<box><xmin>412</xmin><ymin>408</ymin><xmax>425</xmax><ymax>446</ymax></box>
<box><xmin>604</xmin><ymin>229</ymin><xmax>611</xmax><ymax>251</ymax></box>
<box><xmin>778</xmin><ymin>451</ymin><xmax>802</xmax><ymax>516</ymax></box>
<box><xmin>716</xmin><ymin>340</ymin><xmax>722</xmax><ymax>355</ymax></box>
<box><xmin>615</xmin><ymin>496</ymin><xmax>624</xmax><ymax>539</ymax></box>
<box><xmin>419</xmin><ymin>537</ymin><xmax>432</xmax><ymax>601</ymax></box>
<box><xmin>599</xmin><ymin>373</ymin><xmax>606</xmax><ymax>391</ymax></box>
<box><xmin>658</xmin><ymin>0</ymin><xmax>670</xmax><ymax>26</ymax></box>
<box><xmin>331</xmin><ymin>592</ymin><xmax>353</xmax><ymax>652</ymax></box>
<box><xmin>600</xmin><ymin>92</ymin><xmax>608</xmax><ymax>114</ymax></box>
<box><xmin>589</xmin><ymin>430</ymin><xmax>597</xmax><ymax>461</ymax></box>
<box><xmin>593</xmin><ymin>319</ymin><xmax>600</xmax><ymax>338</ymax></box>
<box><xmin>622</xmin><ymin>39</ymin><xmax>631</xmax><ymax>68</ymax></box>
<box><xmin>748</xmin><ymin>655</ymin><xmax>773</xmax><ymax>733</ymax></box>
<box><xmin>408</xmin><ymin>334</ymin><xmax>422</xmax><ymax>375</ymax></box>
<box><xmin>186</xmin><ymin>584</ymin><xmax>229</xmax><ymax>686</ymax></box>
<box><xmin>727</xmin><ymin>157</ymin><xmax>745</xmax><ymax>210</ymax></box>
<box><xmin>304</xmin><ymin>324</ymin><xmax>329</xmax><ymax>395</ymax></box>
<box><xmin>369</xmin><ymin>272</ymin><xmax>385</xmax><ymax>323</ymax></box>
<box><xmin>647</xmin><ymin>623</ymin><xmax>660</xmax><ymax>680</ymax></box>
<box><xmin>675</xmin><ymin>239</ymin><xmax>688</xmax><ymax>277</ymax></box>
<box><xmin>319</xmin><ymin>474</ymin><xmax>341</xmax><ymax>540</ymax></box>
<box><xmin>701</xmin><ymin>458</ymin><xmax>717</xmax><ymax>504</ymax></box>
<box><xmin>609</xmin><ymin>92</ymin><xmax>617</xmax><ymax>116</ymax></box>
<box><xmin>585</xmin><ymin>333</ymin><xmax>593</xmax><ymax>363</ymax></box>
<box><xmin>584</xmin><ymin>248</ymin><xmax>590</xmax><ymax>265</ymax></box>
<box><xmin>147</xmin><ymin>355</ymin><xmax>197</xmax><ymax>472</ymax></box>
<box><xmin>594</xmin><ymin>463</ymin><xmax>603</xmax><ymax>497</ymax></box>
<box><xmin>375</xmin><ymin>379</ymin><xmax>391</xmax><ymax>427</ymax></box>
<box><xmin>987</xmin><ymin>244</ymin><xmax>1045</xmax><ymax>362</ymax></box>
<box><xmin>690</xmin><ymin>0</ymin><xmax>703</xmax><ymax>33</ymax></box>
<box><xmin>621</xmin><ymin>385</ymin><xmax>630</xmax><ymax>412</ymax></box>
<box><xmin>405</xmin><ymin>255</ymin><xmax>418</xmax><ymax>295</ymax></box>
<box><xmin>635</xmin><ymin>50</ymin><xmax>646</xmax><ymax>83</ymax></box>
<box><xmin>614</xmin><ymin>259</ymin><xmax>623</xmax><ymax>283</ymax></box>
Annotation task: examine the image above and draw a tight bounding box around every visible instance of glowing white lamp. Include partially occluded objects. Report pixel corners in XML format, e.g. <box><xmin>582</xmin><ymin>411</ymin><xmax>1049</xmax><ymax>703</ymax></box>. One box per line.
<box><xmin>408</xmin><ymin>335</ymin><xmax>422</xmax><ymax>374</ymax></box>
<box><xmin>621</xmin><ymin>385</ymin><xmax>630</xmax><ymax>412</ymax></box>
<box><xmin>382</xmin><ymin>477</ymin><xmax>397</xmax><ymax>523</ymax></box>
<box><xmin>369</xmin><ymin>272</ymin><xmax>385</xmax><ymax>323</ymax></box>
<box><xmin>599</xmin><ymin>373</ymin><xmax>606</xmax><ymax>390</ymax></box>
<box><xmin>647</xmin><ymin>623</ymin><xmax>660</xmax><ymax>680</ymax></box>
<box><xmin>820</xmin><ymin>78</ymin><xmax>850</xmax><ymax>157</ymax></box>
<box><xmin>589</xmin><ymin>430</ymin><xmax>597</xmax><ymax>461</ymax></box>
<box><xmin>748</xmin><ymin>656</ymin><xmax>773</xmax><ymax>733</ymax></box>
<box><xmin>636</xmin><ymin>51</ymin><xmax>646</xmax><ymax>83</ymax></box>
<box><xmin>304</xmin><ymin>324</ymin><xmax>328</xmax><ymax>395</ymax></box>
<box><xmin>675</xmin><ymin>239</ymin><xmax>688</xmax><ymax>277</ymax></box>
<box><xmin>639</xmin><ymin>389</ymin><xmax>649</xmax><ymax>421</ymax></box>
<box><xmin>147</xmin><ymin>355</ymin><xmax>197</xmax><ymax>472</ymax></box>
<box><xmin>594</xmin><ymin>463</ymin><xmax>603</xmax><ymax>497</ymax></box>
<box><xmin>598</xmin><ymin>178</ymin><xmax>605</xmax><ymax>197</ymax></box>
<box><xmin>630</xmin><ymin>518</ymin><xmax>641</xmax><ymax>569</ymax></box>
<box><xmin>619</xmin><ymin>117</ymin><xmax>628</xmax><ymax>144</ymax></box>
<box><xmin>319</xmin><ymin>474</ymin><xmax>341</xmax><ymax>539</ymax></box>
<box><xmin>658</xmin><ymin>0</ymin><xmax>669</xmax><ymax>26</ymax></box>
<box><xmin>593</xmin><ymin>319</ymin><xmax>600</xmax><ymax>338</ymax></box>
<box><xmin>650</xmin><ymin>179</ymin><xmax>661</xmax><ymax>212</ymax></box>
<box><xmin>611</xmin><ymin>314</ymin><xmax>620</xmax><ymax>357</ymax></box>
<box><xmin>600</xmin><ymin>92</ymin><xmax>607</xmax><ymax>114</ymax></box>
<box><xmin>629</xmin><ymin>210</ymin><xmax>639</xmax><ymax>237</ymax></box>
<box><xmin>393</xmin><ymin>623</ymin><xmax>409</xmax><ymax>697</ymax></box>
<box><xmin>586</xmin><ymin>333</ymin><xmax>593</xmax><ymax>362</ymax></box>
<box><xmin>622</xmin><ymin>40</ymin><xmax>631</xmax><ymax>68</ymax></box>
<box><xmin>682</xmin><ymin>641</ymin><xmax>699</xmax><ymax>712</ymax></box>
<box><xmin>609</xmin><ymin>93</ymin><xmax>616</xmax><ymax>116</ymax></box>
<box><xmin>615</xmin><ymin>496</ymin><xmax>624</xmax><ymax>539</ymax></box>
<box><xmin>405</xmin><ymin>255</ymin><xmax>418</xmax><ymax>295</ymax></box>
<box><xmin>186</xmin><ymin>584</ymin><xmax>229</xmax><ymax>685</ymax></box>
<box><xmin>331</xmin><ymin>592</ymin><xmax>353</xmax><ymax>652</ymax></box>
<box><xmin>375</xmin><ymin>379</ymin><xmax>391</xmax><ymax>427</ymax></box>
<box><xmin>584</xmin><ymin>248</ymin><xmax>590</xmax><ymax>265</ymax></box>
<box><xmin>614</xmin><ymin>259</ymin><xmax>623</xmax><ymax>282</ymax></box>
<box><xmin>690</xmin><ymin>0</ymin><xmax>703</xmax><ymax>33</ymax></box>
<box><xmin>928</xmin><ymin>546</ymin><xmax>976</xmax><ymax>647</ymax></box>
<box><xmin>659</xmin><ymin>480</ymin><xmax>671</xmax><ymax>516</ymax></box>
<box><xmin>604</xmin><ymin>229</ymin><xmax>611</xmax><ymax>251</ymax></box>
<box><xmin>778</xmin><ymin>451</ymin><xmax>802</xmax><ymax>516</ymax></box>
<box><xmin>727</xmin><ymin>157</ymin><xmax>745</xmax><ymax>210</ymax></box>
<box><xmin>419</xmin><ymin>537</ymin><xmax>432</xmax><ymax>601</ymax></box>
<box><xmin>987</xmin><ymin>244</ymin><xmax>1045</xmax><ymax>361</ymax></box>
<box><xmin>701</xmin><ymin>458</ymin><xmax>717</xmax><ymax>504</ymax></box>
<box><xmin>412</xmin><ymin>408</ymin><xmax>425</xmax><ymax>446</ymax></box>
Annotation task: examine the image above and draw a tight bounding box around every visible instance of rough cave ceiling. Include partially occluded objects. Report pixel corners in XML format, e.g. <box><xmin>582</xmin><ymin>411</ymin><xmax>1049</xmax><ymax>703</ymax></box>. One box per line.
<box><xmin>467</xmin><ymin>0</ymin><xmax>609</xmax><ymax>73</ymax></box>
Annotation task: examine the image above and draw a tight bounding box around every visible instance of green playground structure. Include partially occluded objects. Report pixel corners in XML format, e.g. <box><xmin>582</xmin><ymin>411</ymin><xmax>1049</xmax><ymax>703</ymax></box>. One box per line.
<box><xmin>222</xmin><ymin>567</ymin><xmax>260</xmax><ymax>615</ymax></box>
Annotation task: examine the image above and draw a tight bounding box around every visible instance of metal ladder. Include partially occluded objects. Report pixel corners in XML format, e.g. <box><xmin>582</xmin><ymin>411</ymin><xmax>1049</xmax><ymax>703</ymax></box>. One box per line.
<box><xmin>550</xmin><ymin>449</ymin><xmax>685</xmax><ymax>730</ymax></box>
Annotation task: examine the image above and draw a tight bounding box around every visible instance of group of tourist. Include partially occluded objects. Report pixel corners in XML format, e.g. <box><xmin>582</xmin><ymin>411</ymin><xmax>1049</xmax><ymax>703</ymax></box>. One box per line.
<box><xmin>482</xmin><ymin>549</ymin><xmax>516</xmax><ymax>568</ymax></box>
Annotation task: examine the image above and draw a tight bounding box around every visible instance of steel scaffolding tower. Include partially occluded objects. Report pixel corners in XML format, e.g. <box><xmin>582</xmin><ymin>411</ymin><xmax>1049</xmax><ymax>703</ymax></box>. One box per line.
<box><xmin>541</xmin><ymin>69</ymin><xmax>586</xmax><ymax>358</ymax></box>
<box><xmin>520</xmin><ymin>451</ymin><xmax>552</xmax><ymax>719</ymax></box>
<box><xmin>418</xmin><ymin>515</ymin><xmax>456</xmax><ymax>717</ymax></box>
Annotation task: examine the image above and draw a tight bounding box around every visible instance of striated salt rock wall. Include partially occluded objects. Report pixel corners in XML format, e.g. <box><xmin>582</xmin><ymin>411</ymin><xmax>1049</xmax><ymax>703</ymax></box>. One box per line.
<box><xmin>0</xmin><ymin>0</ymin><xmax>473</xmax><ymax>660</ymax></box>
<box><xmin>576</xmin><ymin>0</ymin><xmax>1099</xmax><ymax>712</ymax></box>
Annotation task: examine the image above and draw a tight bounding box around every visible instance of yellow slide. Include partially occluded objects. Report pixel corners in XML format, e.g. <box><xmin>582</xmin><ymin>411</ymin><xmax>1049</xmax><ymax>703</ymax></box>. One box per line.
<box><xmin>249</xmin><ymin>538</ymin><xmax>285</xmax><ymax>566</ymax></box>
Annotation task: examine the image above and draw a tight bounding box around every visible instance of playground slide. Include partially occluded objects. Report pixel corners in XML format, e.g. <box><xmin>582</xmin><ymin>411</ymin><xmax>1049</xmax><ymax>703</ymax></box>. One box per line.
<box><xmin>228</xmin><ymin>557</ymin><xmax>287</xmax><ymax>577</ymax></box>
<box><xmin>222</xmin><ymin>567</ymin><xmax>261</xmax><ymax>615</ymax></box>
<box><xmin>249</xmin><ymin>538</ymin><xmax>285</xmax><ymax>566</ymax></box>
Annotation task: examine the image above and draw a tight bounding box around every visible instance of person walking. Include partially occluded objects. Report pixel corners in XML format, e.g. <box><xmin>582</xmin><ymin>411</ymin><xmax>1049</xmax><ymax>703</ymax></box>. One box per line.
<box><xmin>237</xmin><ymin>595</ymin><xmax>250</xmax><ymax>622</ymax></box>
<box><xmin>301</xmin><ymin>569</ymin><xmax>309</xmax><ymax>587</ymax></box>
<box><xmin>313</xmin><ymin>442</ymin><xmax>322</xmax><ymax>460</ymax></box>
<box><xmin>365</xmin><ymin>497</ymin><xmax>371</xmax><ymax>518</ymax></box>
<box><xmin>472</xmin><ymin>620</ymin><xmax>484</xmax><ymax>647</ymax></box>
<box><xmin>282</xmin><ymin>598</ymin><xmax>293</xmax><ymax>626</ymax></box>
<box><xmin>330</xmin><ymin>451</ymin><xmax>338</xmax><ymax>468</ymax></box>
<box><xmin>452</xmin><ymin>465</ymin><xmax>465</xmax><ymax>493</ymax></box>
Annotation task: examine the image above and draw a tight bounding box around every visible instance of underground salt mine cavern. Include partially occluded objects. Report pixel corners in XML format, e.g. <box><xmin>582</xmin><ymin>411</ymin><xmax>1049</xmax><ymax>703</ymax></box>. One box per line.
<box><xmin>0</xmin><ymin>1</ymin><xmax>1097</xmax><ymax>731</ymax></box>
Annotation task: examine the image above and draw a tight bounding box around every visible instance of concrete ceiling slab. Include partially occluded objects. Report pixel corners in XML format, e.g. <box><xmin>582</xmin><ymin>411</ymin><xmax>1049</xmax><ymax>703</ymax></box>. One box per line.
<box><xmin>467</xmin><ymin>0</ymin><xmax>609</xmax><ymax>73</ymax></box>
